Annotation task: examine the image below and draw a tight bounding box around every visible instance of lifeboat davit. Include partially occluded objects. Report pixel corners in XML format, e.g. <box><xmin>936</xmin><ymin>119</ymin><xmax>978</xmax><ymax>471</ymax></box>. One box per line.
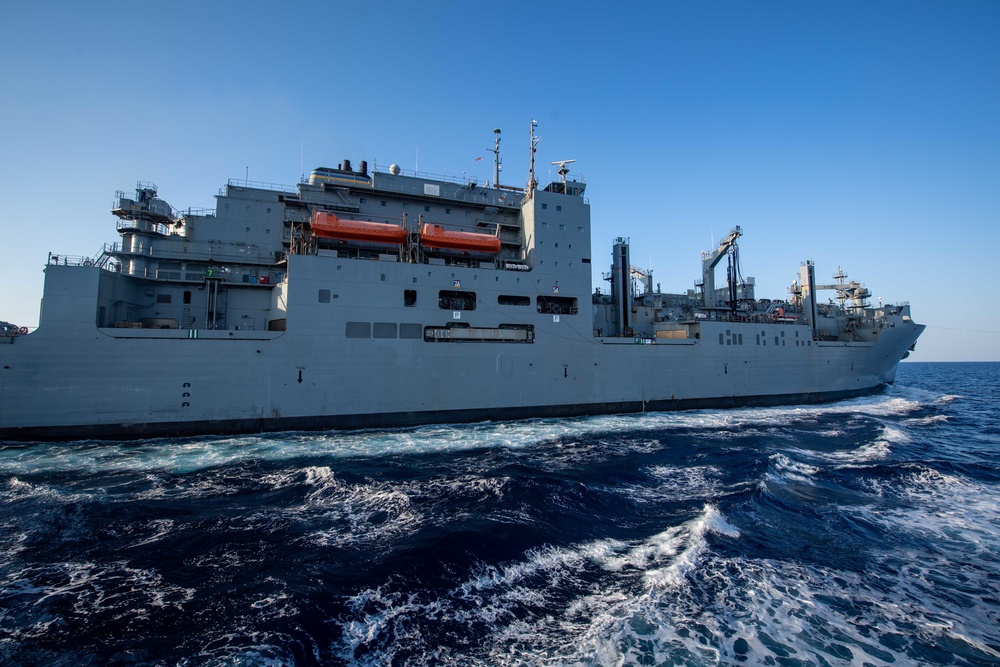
<box><xmin>311</xmin><ymin>211</ymin><xmax>407</xmax><ymax>245</ymax></box>
<box><xmin>420</xmin><ymin>223</ymin><xmax>501</xmax><ymax>253</ymax></box>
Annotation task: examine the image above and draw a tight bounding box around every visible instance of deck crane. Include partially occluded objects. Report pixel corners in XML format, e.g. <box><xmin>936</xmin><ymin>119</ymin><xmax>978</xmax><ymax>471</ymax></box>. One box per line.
<box><xmin>700</xmin><ymin>226</ymin><xmax>742</xmax><ymax>309</ymax></box>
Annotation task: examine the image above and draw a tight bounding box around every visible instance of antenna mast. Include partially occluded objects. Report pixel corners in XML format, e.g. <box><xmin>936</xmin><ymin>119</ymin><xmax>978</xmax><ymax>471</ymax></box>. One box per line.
<box><xmin>527</xmin><ymin>120</ymin><xmax>539</xmax><ymax>194</ymax></box>
<box><xmin>492</xmin><ymin>128</ymin><xmax>502</xmax><ymax>186</ymax></box>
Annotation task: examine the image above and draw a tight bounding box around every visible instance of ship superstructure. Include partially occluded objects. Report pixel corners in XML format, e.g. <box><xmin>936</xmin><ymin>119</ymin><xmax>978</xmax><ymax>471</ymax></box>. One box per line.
<box><xmin>0</xmin><ymin>125</ymin><xmax>924</xmax><ymax>441</ymax></box>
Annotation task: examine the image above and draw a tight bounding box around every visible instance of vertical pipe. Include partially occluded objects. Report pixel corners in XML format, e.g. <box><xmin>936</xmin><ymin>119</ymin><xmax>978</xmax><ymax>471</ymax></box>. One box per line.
<box><xmin>612</xmin><ymin>239</ymin><xmax>630</xmax><ymax>336</ymax></box>
<box><xmin>620</xmin><ymin>242</ymin><xmax>630</xmax><ymax>335</ymax></box>
<box><xmin>612</xmin><ymin>242</ymin><xmax>623</xmax><ymax>336</ymax></box>
<box><xmin>807</xmin><ymin>261</ymin><xmax>818</xmax><ymax>340</ymax></box>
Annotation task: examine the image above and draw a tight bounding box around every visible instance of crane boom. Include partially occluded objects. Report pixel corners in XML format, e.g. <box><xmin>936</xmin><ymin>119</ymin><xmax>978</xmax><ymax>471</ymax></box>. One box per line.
<box><xmin>701</xmin><ymin>226</ymin><xmax>742</xmax><ymax>308</ymax></box>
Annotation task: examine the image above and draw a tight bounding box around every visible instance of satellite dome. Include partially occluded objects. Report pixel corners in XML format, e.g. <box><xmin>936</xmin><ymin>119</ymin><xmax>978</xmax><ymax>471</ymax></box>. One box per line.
<box><xmin>389</xmin><ymin>164</ymin><xmax>401</xmax><ymax>175</ymax></box>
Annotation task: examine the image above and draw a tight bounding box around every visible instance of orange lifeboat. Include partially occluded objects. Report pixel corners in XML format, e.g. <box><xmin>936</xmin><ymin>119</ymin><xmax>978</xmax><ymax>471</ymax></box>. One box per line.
<box><xmin>420</xmin><ymin>223</ymin><xmax>501</xmax><ymax>253</ymax></box>
<box><xmin>311</xmin><ymin>211</ymin><xmax>407</xmax><ymax>245</ymax></box>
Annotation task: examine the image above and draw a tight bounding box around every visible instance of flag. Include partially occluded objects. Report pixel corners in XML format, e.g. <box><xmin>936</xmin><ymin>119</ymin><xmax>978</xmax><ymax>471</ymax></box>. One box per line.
<box><xmin>475</xmin><ymin>156</ymin><xmax>483</xmax><ymax>161</ymax></box>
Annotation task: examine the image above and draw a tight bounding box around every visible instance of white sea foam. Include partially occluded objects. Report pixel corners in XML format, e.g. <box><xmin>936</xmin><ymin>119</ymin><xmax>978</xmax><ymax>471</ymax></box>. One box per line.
<box><xmin>642</xmin><ymin>506</ymin><xmax>739</xmax><ymax>589</ymax></box>
<box><xmin>903</xmin><ymin>414</ymin><xmax>950</xmax><ymax>426</ymax></box>
<box><xmin>1</xmin><ymin>560</ymin><xmax>194</xmax><ymax>640</ymax></box>
<box><xmin>332</xmin><ymin>505</ymin><xmax>746</xmax><ymax>666</ymax></box>
<box><xmin>0</xmin><ymin>384</ymin><xmax>943</xmax><ymax>477</ymax></box>
<box><xmin>767</xmin><ymin>452</ymin><xmax>822</xmax><ymax>484</ymax></box>
<box><xmin>296</xmin><ymin>471</ymin><xmax>423</xmax><ymax>549</ymax></box>
<box><xmin>795</xmin><ymin>423</ymin><xmax>911</xmax><ymax>466</ymax></box>
<box><xmin>616</xmin><ymin>465</ymin><xmax>726</xmax><ymax>505</ymax></box>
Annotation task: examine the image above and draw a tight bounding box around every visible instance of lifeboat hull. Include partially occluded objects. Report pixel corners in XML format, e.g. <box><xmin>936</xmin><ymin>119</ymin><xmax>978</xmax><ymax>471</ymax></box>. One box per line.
<box><xmin>311</xmin><ymin>211</ymin><xmax>407</xmax><ymax>244</ymax></box>
<box><xmin>420</xmin><ymin>223</ymin><xmax>501</xmax><ymax>253</ymax></box>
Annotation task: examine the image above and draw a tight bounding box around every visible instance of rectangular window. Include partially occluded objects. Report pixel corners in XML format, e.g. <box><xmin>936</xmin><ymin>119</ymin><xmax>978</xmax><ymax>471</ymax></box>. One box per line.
<box><xmin>536</xmin><ymin>295</ymin><xmax>578</xmax><ymax>314</ymax></box>
<box><xmin>399</xmin><ymin>323</ymin><xmax>422</xmax><ymax>339</ymax></box>
<box><xmin>404</xmin><ymin>289</ymin><xmax>417</xmax><ymax>307</ymax></box>
<box><xmin>156</xmin><ymin>294</ymin><xmax>172</xmax><ymax>304</ymax></box>
<box><xmin>183</xmin><ymin>291</ymin><xmax>192</xmax><ymax>304</ymax></box>
<box><xmin>438</xmin><ymin>290</ymin><xmax>477</xmax><ymax>310</ymax></box>
<box><xmin>498</xmin><ymin>294</ymin><xmax>530</xmax><ymax>306</ymax></box>
<box><xmin>346</xmin><ymin>322</ymin><xmax>371</xmax><ymax>338</ymax></box>
<box><xmin>319</xmin><ymin>289</ymin><xmax>331</xmax><ymax>303</ymax></box>
<box><xmin>373</xmin><ymin>322</ymin><xmax>397</xmax><ymax>339</ymax></box>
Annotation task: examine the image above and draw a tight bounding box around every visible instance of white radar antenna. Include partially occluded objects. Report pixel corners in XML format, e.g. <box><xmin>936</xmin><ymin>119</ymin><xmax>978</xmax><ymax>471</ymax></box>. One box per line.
<box><xmin>551</xmin><ymin>159</ymin><xmax>575</xmax><ymax>187</ymax></box>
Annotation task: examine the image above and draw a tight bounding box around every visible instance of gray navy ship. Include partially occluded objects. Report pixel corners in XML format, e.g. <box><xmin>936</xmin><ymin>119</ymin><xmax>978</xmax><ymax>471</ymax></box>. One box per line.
<box><xmin>0</xmin><ymin>125</ymin><xmax>924</xmax><ymax>441</ymax></box>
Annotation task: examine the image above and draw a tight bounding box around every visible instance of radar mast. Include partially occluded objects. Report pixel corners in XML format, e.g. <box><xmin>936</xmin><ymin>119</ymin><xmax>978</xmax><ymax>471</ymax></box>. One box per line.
<box><xmin>551</xmin><ymin>159</ymin><xmax>576</xmax><ymax>191</ymax></box>
<box><xmin>527</xmin><ymin>120</ymin><xmax>539</xmax><ymax>194</ymax></box>
<box><xmin>492</xmin><ymin>128</ymin><xmax>501</xmax><ymax>187</ymax></box>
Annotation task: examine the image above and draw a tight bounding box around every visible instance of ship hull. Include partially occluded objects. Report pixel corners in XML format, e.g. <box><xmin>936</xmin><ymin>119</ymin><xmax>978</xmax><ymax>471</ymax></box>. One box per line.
<box><xmin>0</xmin><ymin>264</ymin><xmax>921</xmax><ymax>442</ymax></box>
<box><xmin>0</xmin><ymin>385</ymin><xmax>887</xmax><ymax>442</ymax></box>
<box><xmin>0</xmin><ymin>155</ymin><xmax>925</xmax><ymax>443</ymax></box>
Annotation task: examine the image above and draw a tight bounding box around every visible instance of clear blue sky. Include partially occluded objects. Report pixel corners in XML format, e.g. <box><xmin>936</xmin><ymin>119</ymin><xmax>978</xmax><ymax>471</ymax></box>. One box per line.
<box><xmin>1</xmin><ymin>1</ymin><xmax>997</xmax><ymax>361</ymax></box>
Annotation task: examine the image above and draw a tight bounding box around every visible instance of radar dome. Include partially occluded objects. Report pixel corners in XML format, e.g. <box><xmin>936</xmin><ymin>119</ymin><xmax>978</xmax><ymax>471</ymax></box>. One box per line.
<box><xmin>389</xmin><ymin>164</ymin><xmax>401</xmax><ymax>175</ymax></box>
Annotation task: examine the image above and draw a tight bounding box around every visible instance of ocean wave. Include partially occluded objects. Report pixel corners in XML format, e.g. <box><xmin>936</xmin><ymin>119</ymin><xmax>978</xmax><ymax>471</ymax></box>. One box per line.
<box><xmin>629</xmin><ymin>465</ymin><xmax>725</xmax><ymax>503</ymax></box>
<box><xmin>766</xmin><ymin>452</ymin><xmax>822</xmax><ymax>484</ymax></box>
<box><xmin>331</xmin><ymin>505</ymin><xmax>740</xmax><ymax>666</ymax></box>
<box><xmin>324</xmin><ymin>487</ymin><xmax>1000</xmax><ymax>666</ymax></box>
<box><xmin>0</xmin><ymin>560</ymin><xmax>194</xmax><ymax>645</ymax></box>
<box><xmin>0</xmin><ymin>370</ymin><xmax>994</xmax><ymax>666</ymax></box>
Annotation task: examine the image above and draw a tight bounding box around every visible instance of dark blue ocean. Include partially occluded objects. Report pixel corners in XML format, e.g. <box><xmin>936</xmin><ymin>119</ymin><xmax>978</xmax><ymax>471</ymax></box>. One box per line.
<box><xmin>1</xmin><ymin>362</ymin><xmax>998</xmax><ymax>666</ymax></box>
